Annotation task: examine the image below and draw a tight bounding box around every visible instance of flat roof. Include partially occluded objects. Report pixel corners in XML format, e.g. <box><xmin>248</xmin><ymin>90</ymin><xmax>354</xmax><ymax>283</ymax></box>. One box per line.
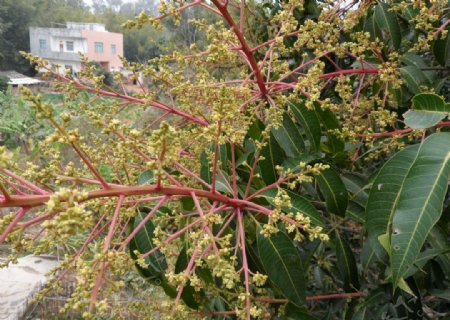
<box><xmin>0</xmin><ymin>71</ymin><xmax>43</xmax><ymax>86</ymax></box>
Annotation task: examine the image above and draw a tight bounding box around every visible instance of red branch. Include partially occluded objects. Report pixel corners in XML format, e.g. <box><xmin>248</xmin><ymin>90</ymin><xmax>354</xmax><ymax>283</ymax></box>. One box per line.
<box><xmin>256</xmin><ymin>291</ymin><xmax>365</xmax><ymax>304</ymax></box>
<box><xmin>357</xmin><ymin>121</ymin><xmax>450</xmax><ymax>138</ymax></box>
<box><xmin>211</xmin><ymin>0</ymin><xmax>268</xmax><ymax>97</ymax></box>
<box><xmin>319</xmin><ymin>68</ymin><xmax>379</xmax><ymax>79</ymax></box>
<box><xmin>0</xmin><ymin>185</ymin><xmax>269</xmax><ymax>213</ymax></box>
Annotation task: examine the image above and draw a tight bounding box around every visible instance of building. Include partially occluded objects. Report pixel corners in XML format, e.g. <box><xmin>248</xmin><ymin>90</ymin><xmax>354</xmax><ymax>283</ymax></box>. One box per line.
<box><xmin>29</xmin><ymin>22</ymin><xmax>123</xmax><ymax>74</ymax></box>
<box><xmin>0</xmin><ymin>71</ymin><xmax>43</xmax><ymax>86</ymax></box>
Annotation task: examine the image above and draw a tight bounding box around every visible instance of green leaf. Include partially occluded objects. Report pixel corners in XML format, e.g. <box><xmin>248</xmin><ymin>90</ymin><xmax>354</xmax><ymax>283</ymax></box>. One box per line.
<box><xmin>364</xmin><ymin>14</ymin><xmax>381</xmax><ymax>42</ymax></box>
<box><xmin>351</xmin><ymin>308</ymin><xmax>368</xmax><ymax>320</ymax></box>
<box><xmin>428</xmin><ymin>225</ymin><xmax>450</xmax><ymax>276</ymax></box>
<box><xmin>284</xmin><ymin>303</ymin><xmax>318</xmax><ymax>320</ymax></box>
<box><xmin>391</xmin><ymin>133</ymin><xmax>450</xmax><ymax>287</ymax></box>
<box><xmin>314</xmin><ymin>105</ymin><xmax>344</xmax><ymax>154</ymax></box>
<box><xmin>282</xmin><ymin>154</ymin><xmax>319</xmax><ymax>173</ymax></box>
<box><xmin>99</xmin><ymin>164</ymin><xmax>114</xmax><ymax>183</ymax></box>
<box><xmin>138</xmin><ymin>170</ymin><xmax>155</xmax><ymax>185</ymax></box>
<box><xmin>342</xmin><ymin>173</ymin><xmax>369</xmax><ymax>208</ymax></box>
<box><xmin>335</xmin><ymin>231</ymin><xmax>360</xmax><ymax>291</ymax></box>
<box><xmin>401</xmin><ymin>53</ymin><xmax>436</xmax><ymax>85</ymax></box>
<box><xmin>257</xmin><ymin>229</ymin><xmax>305</xmax><ymax>306</ymax></box>
<box><xmin>259</xmin><ymin>132</ymin><xmax>285</xmax><ymax>185</ymax></box>
<box><xmin>130</xmin><ymin>209</ymin><xmax>167</xmax><ymax>277</ymax></box>
<box><xmin>289</xmin><ymin>102</ymin><xmax>321</xmax><ymax>152</ymax></box>
<box><xmin>214</xmin><ymin>170</ymin><xmax>233</xmax><ymax>194</ymax></box>
<box><xmin>397</xmin><ymin>278</ymin><xmax>415</xmax><ymax>297</ymax></box>
<box><xmin>365</xmin><ymin>144</ymin><xmax>421</xmax><ymax>261</ymax></box>
<box><xmin>271</xmin><ymin>112</ymin><xmax>305</xmax><ymax>157</ymax></box>
<box><xmin>316</xmin><ymin>168</ymin><xmax>348</xmax><ymax>216</ymax></box>
<box><xmin>200</xmin><ymin>150</ymin><xmax>212</xmax><ymax>184</ymax></box>
<box><xmin>346</xmin><ymin>201</ymin><xmax>366</xmax><ymax>224</ymax></box>
<box><xmin>430</xmin><ymin>289</ymin><xmax>450</xmax><ymax>301</ymax></box>
<box><xmin>400</xmin><ymin>66</ymin><xmax>427</xmax><ymax>94</ymax></box>
<box><xmin>199</xmin><ymin>144</ymin><xmax>230</xmax><ymax>185</ymax></box>
<box><xmin>432</xmin><ymin>27</ymin><xmax>450</xmax><ymax>66</ymax></box>
<box><xmin>260</xmin><ymin>188</ymin><xmax>324</xmax><ymax>227</ymax></box>
<box><xmin>403</xmin><ymin>93</ymin><xmax>450</xmax><ymax>129</ymax></box>
<box><xmin>374</xmin><ymin>3</ymin><xmax>401</xmax><ymax>49</ymax></box>
<box><xmin>404</xmin><ymin>248</ymin><xmax>450</xmax><ymax>278</ymax></box>
<box><xmin>174</xmin><ymin>247</ymin><xmax>201</xmax><ymax>309</ymax></box>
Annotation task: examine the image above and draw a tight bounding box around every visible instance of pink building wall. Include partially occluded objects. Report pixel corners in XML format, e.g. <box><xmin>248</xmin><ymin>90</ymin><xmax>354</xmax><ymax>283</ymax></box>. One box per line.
<box><xmin>80</xmin><ymin>30</ymin><xmax>123</xmax><ymax>71</ymax></box>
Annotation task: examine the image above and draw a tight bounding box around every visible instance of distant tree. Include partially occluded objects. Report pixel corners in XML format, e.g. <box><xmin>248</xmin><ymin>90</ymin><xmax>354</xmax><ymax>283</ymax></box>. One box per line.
<box><xmin>0</xmin><ymin>75</ymin><xmax>9</xmax><ymax>92</ymax></box>
<box><xmin>91</xmin><ymin>61</ymin><xmax>114</xmax><ymax>87</ymax></box>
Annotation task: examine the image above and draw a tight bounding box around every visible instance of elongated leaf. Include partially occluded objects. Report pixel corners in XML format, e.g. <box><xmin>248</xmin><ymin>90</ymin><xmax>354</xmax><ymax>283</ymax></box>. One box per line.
<box><xmin>428</xmin><ymin>225</ymin><xmax>450</xmax><ymax>276</ymax></box>
<box><xmin>351</xmin><ymin>308</ymin><xmax>368</xmax><ymax>320</ymax></box>
<box><xmin>200</xmin><ymin>150</ymin><xmax>212</xmax><ymax>184</ymax></box>
<box><xmin>374</xmin><ymin>3</ymin><xmax>401</xmax><ymax>49</ymax></box>
<box><xmin>130</xmin><ymin>209</ymin><xmax>167</xmax><ymax>277</ymax></box>
<box><xmin>404</xmin><ymin>248</ymin><xmax>450</xmax><ymax>278</ymax></box>
<box><xmin>346</xmin><ymin>201</ymin><xmax>366</xmax><ymax>224</ymax></box>
<box><xmin>391</xmin><ymin>133</ymin><xmax>450</xmax><ymax>287</ymax></box>
<box><xmin>260</xmin><ymin>188</ymin><xmax>324</xmax><ymax>227</ymax></box>
<box><xmin>272</xmin><ymin>112</ymin><xmax>305</xmax><ymax>157</ymax></box>
<box><xmin>364</xmin><ymin>14</ymin><xmax>381</xmax><ymax>41</ymax></box>
<box><xmin>316</xmin><ymin>168</ymin><xmax>348</xmax><ymax>216</ymax></box>
<box><xmin>430</xmin><ymin>289</ymin><xmax>450</xmax><ymax>301</ymax></box>
<box><xmin>284</xmin><ymin>304</ymin><xmax>318</xmax><ymax>320</ymax></box>
<box><xmin>257</xmin><ymin>229</ymin><xmax>305</xmax><ymax>305</ymax></box>
<box><xmin>401</xmin><ymin>53</ymin><xmax>436</xmax><ymax>85</ymax></box>
<box><xmin>400</xmin><ymin>66</ymin><xmax>428</xmax><ymax>95</ymax></box>
<box><xmin>404</xmin><ymin>93</ymin><xmax>450</xmax><ymax>129</ymax></box>
<box><xmin>282</xmin><ymin>154</ymin><xmax>319</xmax><ymax>173</ymax></box>
<box><xmin>342</xmin><ymin>173</ymin><xmax>369</xmax><ymax>208</ymax></box>
<box><xmin>314</xmin><ymin>105</ymin><xmax>344</xmax><ymax>153</ymax></box>
<box><xmin>259</xmin><ymin>132</ymin><xmax>285</xmax><ymax>184</ymax></box>
<box><xmin>174</xmin><ymin>247</ymin><xmax>201</xmax><ymax>309</ymax></box>
<box><xmin>365</xmin><ymin>144</ymin><xmax>420</xmax><ymax>261</ymax></box>
<box><xmin>335</xmin><ymin>231</ymin><xmax>360</xmax><ymax>291</ymax></box>
<box><xmin>432</xmin><ymin>27</ymin><xmax>450</xmax><ymax>66</ymax></box>
<box><xmin>199</xmin><ymin>144</ymin><xmax>230</xmax><ymax>185</ymax></box>
<box><xmin>138</xmin><ymin>170</ymin><xmax>155</xmax><ymax>185</ymax></box>
<box><xmin>290</xmin><ymin>102</ymin><xmax>321</xmax><ymax>152</ymax></box>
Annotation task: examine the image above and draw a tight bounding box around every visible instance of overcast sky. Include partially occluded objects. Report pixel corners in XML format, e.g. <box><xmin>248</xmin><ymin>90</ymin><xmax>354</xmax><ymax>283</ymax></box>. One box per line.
<box><xmin>83</xmin><ymin>0</ymin><xmax>138</xmax><ymax>6</ymax></box>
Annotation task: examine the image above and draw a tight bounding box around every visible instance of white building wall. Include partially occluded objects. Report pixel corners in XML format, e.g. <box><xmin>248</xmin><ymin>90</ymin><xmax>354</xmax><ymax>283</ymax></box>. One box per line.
<box><xmin>48</xmin><ymin>59</ymin><xmax>83</xmax><ymax>73</ymax></box>
<box><xmin>49</xmin><ymin>37</ymin><xmax>87</xmax><ymax>54</ymax></box>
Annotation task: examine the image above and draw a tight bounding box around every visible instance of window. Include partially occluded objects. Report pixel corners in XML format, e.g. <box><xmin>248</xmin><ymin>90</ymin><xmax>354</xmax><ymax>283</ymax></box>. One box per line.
<box><xmin>66</xmin><ymin>41</ymin><xmax>74</xmax><ymax>51</ymax></box>
<box><xmin>94</xmin><ymin>42</ymin><xmax>104</xmax><ymax>53</ymax></box>
<box><xmin>111</xmin><ymin>44</ymin><xmax>116</xmax><ymax>54</ymax></box>
<box><xmin>39</xmin><ymin>39</ymin><xmax>47</xmax><ymax>50</ymax></box>
<box><xmin>65</xmin><ymin>65</ymin><xmax>73</xmax><ymax>72</ymax></box>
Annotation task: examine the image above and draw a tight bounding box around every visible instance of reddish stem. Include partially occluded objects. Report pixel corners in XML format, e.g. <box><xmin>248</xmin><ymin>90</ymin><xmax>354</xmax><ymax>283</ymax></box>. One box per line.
<box><xmin>211</xmin><ymin>0</ymin><xmax>268</xmax><ymax>97</ymax></box>
<box><xmin>319</xmin><ymin>68</ymin><xmax>378</xmax><ymax>79</ymax></box>
<box><xmin>104</xmin><ymin>195</ymin><xmax>125</xmax><ymax>251</ymax></box>
<box><xmin>0</xmin><ymin>207</ymin><xmax>29</xmax><ymax>242</ymax></box>
<box><xmin>256</xmin><ymin>291</ymin><xmax>365</xmax><ymax>303</ymax></box>
<box><xmin>0</xmin><ymin>182</ymin><xmax>11</xmax><ymax>201</ymax></box>
<box><xmin>120</xmin><ymin>196</ymin><xmax>168</xmax><ymax>250</ymax></box>
<box><xmin>237</xmin><ymin>208</ymin><xmax>251</xmax><ymax>320</ymax></box>
<box><xmin>0</xmin><ymin>169</ymin><xmax>49</xmax><ymax>194</ymax></box>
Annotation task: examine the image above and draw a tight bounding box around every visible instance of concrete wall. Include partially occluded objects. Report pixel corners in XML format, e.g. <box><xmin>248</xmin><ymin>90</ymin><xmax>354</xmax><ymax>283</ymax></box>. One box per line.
<box><xmin>30</xmin><ymin>25</ymin><xmax>123</xmax><ymax>73</ymax></box>
<box><xmin>67</xmin><ymin>22</ymin><xmax>106</xmax><ymax>32</ymax></box>
<box><xmin>81</xmin><ymin>29</ymin><xmax>123</xmax><ymax>71</ymax></box>
<box><xmin>30</xmin><ymin>27</ymin><xmax>84</xmax><ymax>61</ymax></box>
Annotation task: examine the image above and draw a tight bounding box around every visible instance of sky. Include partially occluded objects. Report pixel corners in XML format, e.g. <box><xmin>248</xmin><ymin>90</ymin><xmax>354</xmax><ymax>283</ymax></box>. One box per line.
<box><xmin>83</xmin><ymin>0</ymin><xmax>138</xmax><ymax>7</ymax></box>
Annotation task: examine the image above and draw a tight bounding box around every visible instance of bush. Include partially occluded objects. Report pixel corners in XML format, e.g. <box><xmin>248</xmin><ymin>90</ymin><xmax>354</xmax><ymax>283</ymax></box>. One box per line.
<box><xmin>90</xmin><ymin>61</ymin><xmax>115</xmax><ymax>87</ymax></box>
<box><xmin>2</xmin><ymin>1</ymin><xmax>450</xmax><ymax>319</ymax></box>
<box><xmin>0</xmin><ymin>75</ymin><xmax>10</xmax><ymax>92</ymax></box>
